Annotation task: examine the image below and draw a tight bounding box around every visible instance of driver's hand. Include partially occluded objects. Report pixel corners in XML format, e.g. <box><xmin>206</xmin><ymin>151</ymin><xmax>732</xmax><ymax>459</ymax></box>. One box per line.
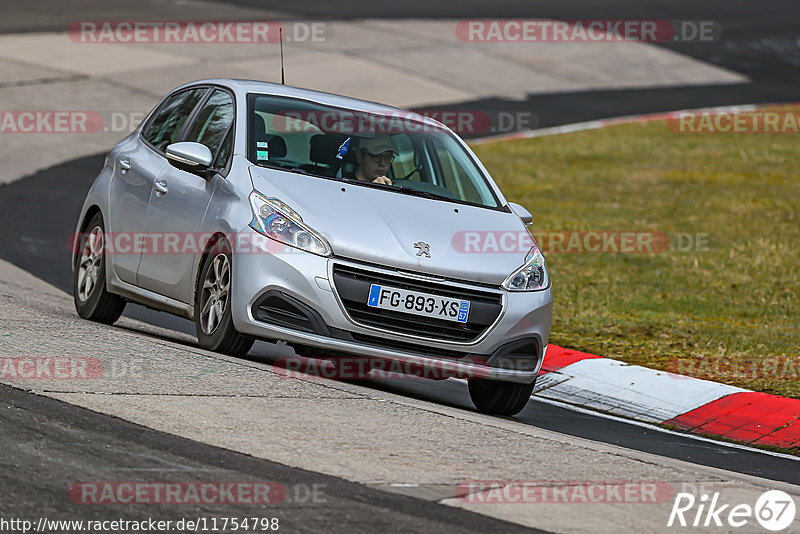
<box><xmin>372</xmin><ymin>176</ymin><xmax>392</xmax><ymax>185</ymax></box>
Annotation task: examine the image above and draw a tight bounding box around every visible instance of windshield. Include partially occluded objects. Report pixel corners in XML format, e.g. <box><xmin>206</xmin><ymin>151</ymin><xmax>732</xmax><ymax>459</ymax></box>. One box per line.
<box><xmin>247</xmin><ymin>94</ymin><xmax>500</xmax><ymax>209</ymax></box>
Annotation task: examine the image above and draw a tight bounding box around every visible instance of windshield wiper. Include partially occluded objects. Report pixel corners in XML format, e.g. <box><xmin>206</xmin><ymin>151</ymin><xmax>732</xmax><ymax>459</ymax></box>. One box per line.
<box><xmin>344</xmin><ymin>179</ymin><xmax>472</xmax><ymax>205</ymax></box>
<box><xmin>342</xmin><ymin>177</ymin><xmax>393</xmax><ymax>189</ymax></box>
<box><xmin>255</xmin><ymin>161</ymin><xmax>291</xmax><ymax>171</ymax></box>
<box><xmin>393</xmin><ymin>185</ymin><xmax>466</xmax><ymax>204</ymax></box>
<box><xmin>255</xmin><ymin>161</ymin><xmax>337</xmax><ymax>180</ymax></box>
<box><xmin>288</xmin><ymin>166</ymin><xmax>325</xmax><ymax>178</ymax></box>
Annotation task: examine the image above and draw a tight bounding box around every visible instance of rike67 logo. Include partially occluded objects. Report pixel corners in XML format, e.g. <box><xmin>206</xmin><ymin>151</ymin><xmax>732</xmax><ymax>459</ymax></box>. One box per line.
<box><xmin>668</xmin><ymin>490</ymin><xmax>796</xmax><ymax>531</ymax></box>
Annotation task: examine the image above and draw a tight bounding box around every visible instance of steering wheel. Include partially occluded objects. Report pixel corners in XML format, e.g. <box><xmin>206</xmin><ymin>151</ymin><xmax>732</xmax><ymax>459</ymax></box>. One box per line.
<box><xmin>398</xmin><ymin>164</ymin><xmax>422</xmax><ymax>180</ymax></box>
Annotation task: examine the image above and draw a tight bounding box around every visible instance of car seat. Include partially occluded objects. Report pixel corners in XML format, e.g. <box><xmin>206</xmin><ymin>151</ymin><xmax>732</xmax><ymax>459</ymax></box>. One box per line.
<box><xmin>253</xmin><ymin>116</ymin><xmax>287</xmax><ymax>162</ymax></box>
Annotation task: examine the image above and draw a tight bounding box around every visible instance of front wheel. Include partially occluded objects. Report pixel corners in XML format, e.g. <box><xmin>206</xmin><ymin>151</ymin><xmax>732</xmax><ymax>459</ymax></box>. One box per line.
<box><xmin>73</xmin><ymin>213</ymin><xmax>126</xmax><ymax>324</ymax></box>
<box><xmin>468</xmin><ymin>378</ymin><xmax>535</xmax><ymax>416</ymax></box>
<box><xmin>195</xmin><ymin>239</ymin><xmax>254</xmax><ymax>357</ymax></box>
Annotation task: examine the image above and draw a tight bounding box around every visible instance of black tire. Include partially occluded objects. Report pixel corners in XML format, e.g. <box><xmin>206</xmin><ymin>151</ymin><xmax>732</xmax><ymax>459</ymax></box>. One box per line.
<box><xmin>73</xmin><ymin>212</ymin><xmax>126</xmax><ymax>324</ymax></box>
<box><xmin>468</xmin><ymin>378</ymin><xmax>536</xmax><ymax>416</ymax></box>
<box><xmin>194</xmin><ymin>238</ymin><xmax>254</xmax><ymax>357</ymax></box>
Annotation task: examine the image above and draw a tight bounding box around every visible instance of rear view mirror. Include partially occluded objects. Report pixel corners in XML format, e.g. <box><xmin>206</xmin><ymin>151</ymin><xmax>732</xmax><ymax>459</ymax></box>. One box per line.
<box><xmin>166</xmin><ymin>142</ymin><xmax>213</xmax><ymax>175</ymax></box>
<box><xmin>508</xmin><ymin>202</ymin><xmax>533</xmax><ymax>225</ymax></box>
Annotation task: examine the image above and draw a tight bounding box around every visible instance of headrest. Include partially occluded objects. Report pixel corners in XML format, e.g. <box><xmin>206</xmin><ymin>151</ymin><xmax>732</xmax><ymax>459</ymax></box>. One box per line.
<box><xmin>253</xmin><ymin>116</ymin><xmax>287</xmax><ymax>158</ymax></box>
<box><xmin>309</xmin><ymin>134</ymin><xmax>356</xmax><ymax>165</ymax></box>
<box><xmin>254</xmin><ymin>115</ymin><xmax>267</xmax><ymax>139</ymax></box>
<box><xmin>261</xmin><ymin>135</ymin><xmax>287</xmax><ymax>158</ymax></box>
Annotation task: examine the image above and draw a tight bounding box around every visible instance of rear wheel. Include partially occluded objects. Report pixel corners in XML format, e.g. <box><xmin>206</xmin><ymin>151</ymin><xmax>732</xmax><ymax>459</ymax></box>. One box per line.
<box><xmin>468</xmin><ymin>378</ymin><xmax>535</xmax><ymax>416</ymax></box>
<box><xmin>195</xmin><ymin>238</ymin><xmax>254</xmax><ymax>357</ymax></box>
<box><xmin>73</xmin><ymin>213</ymin><xmax>126</xmax><ymax>324</ymax></box>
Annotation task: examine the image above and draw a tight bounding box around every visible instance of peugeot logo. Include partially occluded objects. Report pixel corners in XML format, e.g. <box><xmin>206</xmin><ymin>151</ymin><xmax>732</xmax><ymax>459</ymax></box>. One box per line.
<box><xmin>414</xmin><ymin>241</ymin><xmax>431</xmax><ymax>258</ymax></box>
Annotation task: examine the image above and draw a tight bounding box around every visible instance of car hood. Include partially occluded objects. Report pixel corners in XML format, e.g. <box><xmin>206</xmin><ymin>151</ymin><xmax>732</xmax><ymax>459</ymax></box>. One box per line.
<box><xmin>250</xmin><ymin>166</ymin><xmax>532</xmax><ymax>285</ymax></box>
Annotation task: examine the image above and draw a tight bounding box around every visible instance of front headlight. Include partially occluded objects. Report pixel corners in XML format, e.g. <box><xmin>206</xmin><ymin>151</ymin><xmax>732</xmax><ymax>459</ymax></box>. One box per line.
<box><xmin>503</xmin><ymin>245</ymin><xmax>549</xmax><ymax>291</ymax></box>
<box><xmin>248</xmin><ymin>191</ymin><xmax>332</xmax><ymax>256</ymax></box>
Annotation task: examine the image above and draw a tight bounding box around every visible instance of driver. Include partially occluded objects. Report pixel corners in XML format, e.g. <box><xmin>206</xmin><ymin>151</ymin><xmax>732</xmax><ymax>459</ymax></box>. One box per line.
<box><xmin>352</xmin><ymin>134</ymin><xmax>397</xmax><ymax>185</ymax></box>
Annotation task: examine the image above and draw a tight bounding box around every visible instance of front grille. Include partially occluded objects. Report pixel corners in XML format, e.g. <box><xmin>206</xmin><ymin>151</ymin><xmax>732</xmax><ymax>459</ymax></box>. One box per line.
<box><xmin>332</xmin><ymin>264</ymin><xmax>503</xmax><ymax>343</ymax></box>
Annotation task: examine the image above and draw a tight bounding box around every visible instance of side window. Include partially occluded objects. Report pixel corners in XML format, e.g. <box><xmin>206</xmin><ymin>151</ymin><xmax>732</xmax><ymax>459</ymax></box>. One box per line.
<box><xmin>142</xmin><ymin>88</ymin><xmax>207</xmax><ymax>152</ymax></box>
<box><xmin>214</xmin><ymin>127</ymin><xmax>233</xmax><ymax>170</ymax></box>
<box><xmin>432</xmin><ymin>138</ymin><xmax>483</xmax><ymax>204</ymax></box>
<box><xmin>185</xmin><ymin>89</ymin><xmax>235</xmax><ymax>160</ymax></box>
<box><xmin>390</xmin><ymin>134</ymin><xmax>417</xmax><ymax>181</ymax></box>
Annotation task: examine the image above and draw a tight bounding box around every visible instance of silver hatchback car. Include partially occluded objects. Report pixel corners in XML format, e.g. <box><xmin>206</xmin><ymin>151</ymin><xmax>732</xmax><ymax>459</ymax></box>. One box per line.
<box><xmin>72</xmin><ymin>79</ymin><xmax>552</xmax><ymax>416</ymax></box>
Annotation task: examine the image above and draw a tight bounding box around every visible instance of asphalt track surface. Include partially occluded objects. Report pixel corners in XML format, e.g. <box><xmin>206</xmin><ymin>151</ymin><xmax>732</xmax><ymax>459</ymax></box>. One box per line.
<box><xmin>0</xmin><ymin>383</ymin><xmax>543</xmax><ymax>533</ymax></box>
<box><xmin>0</xmin><ymin>154</ymin><xmax>798</xmax><ymax>492</ymax></box>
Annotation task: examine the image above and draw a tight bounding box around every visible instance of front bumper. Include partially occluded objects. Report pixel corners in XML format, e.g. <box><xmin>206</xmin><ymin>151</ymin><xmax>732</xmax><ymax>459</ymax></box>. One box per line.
<box><xmin>230</xmin><ymin>228</ymin><xmax>552</xmax><ymax>384</ymax></box>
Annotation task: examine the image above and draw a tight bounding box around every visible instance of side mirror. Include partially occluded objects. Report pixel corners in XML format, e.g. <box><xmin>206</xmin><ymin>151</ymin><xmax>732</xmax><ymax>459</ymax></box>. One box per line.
<box><xmin>166</xmin><ymin>142</ymin><xmax>214</xmax><ymax>176</ymax></box>
<box><xmin>508</xmin><ymin>202</ymin><xmax>533</xmax><ymax>225</ymax></box>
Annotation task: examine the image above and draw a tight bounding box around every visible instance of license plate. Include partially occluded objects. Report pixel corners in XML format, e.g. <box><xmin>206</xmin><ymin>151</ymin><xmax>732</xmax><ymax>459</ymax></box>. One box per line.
<box><xmin>367</xmin><ymin>284</ymin><xmax>470</xmax><ymax>323</ymax></box>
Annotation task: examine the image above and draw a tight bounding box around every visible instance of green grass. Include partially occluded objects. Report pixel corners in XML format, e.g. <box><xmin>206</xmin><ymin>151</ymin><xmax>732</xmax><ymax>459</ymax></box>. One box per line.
<box><xmin>471</xmin><ymin>113</ymin><xmax>800</xmax><ymax>398</ymax></box>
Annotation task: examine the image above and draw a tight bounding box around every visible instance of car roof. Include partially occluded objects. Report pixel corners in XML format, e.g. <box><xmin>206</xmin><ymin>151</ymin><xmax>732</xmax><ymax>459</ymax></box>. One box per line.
<box><xmin>174</xmin><ymin>78</ymin><xmax>446</xmax><ymax>130</ymax></box>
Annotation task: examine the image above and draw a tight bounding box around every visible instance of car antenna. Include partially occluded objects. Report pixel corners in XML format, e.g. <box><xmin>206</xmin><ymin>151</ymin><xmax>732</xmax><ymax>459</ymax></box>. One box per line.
<box><xmin>279</xmin><ymin>27</ymin><xmax>285</xmax><ymax>85</ymax></box>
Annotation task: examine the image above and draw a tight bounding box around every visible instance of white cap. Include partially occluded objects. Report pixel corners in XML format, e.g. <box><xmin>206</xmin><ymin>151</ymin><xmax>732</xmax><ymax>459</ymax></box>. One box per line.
<box><xmin>359</xmin><ymin>134</ymin><xmax>398</xmax><ymax>156</ymax></box>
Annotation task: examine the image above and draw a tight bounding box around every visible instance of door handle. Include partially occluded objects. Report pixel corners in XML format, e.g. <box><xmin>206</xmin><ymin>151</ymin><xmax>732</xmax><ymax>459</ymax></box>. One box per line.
<box><xmin>119</xmin><ymin>158</ymin><xmax>131</xmax><ymax>174</ymax></box>
<box><xmin>154</xmin><ymin>179</ymin><xmax>169</xmax><ymax>196</ymax></box>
